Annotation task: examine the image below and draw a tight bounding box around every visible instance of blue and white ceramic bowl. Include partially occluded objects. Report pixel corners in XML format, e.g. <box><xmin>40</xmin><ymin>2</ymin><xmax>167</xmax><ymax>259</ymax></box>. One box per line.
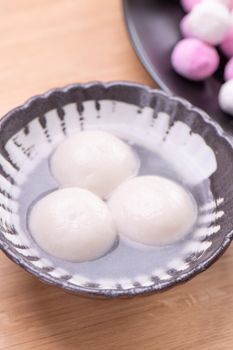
<box><xmin>0</xmin><ymin>81</ymin><xmax>233</xmax><ymax>298</ymax></box>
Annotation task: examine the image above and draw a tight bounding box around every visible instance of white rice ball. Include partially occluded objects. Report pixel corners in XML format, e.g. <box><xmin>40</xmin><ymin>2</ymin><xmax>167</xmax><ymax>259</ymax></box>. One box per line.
<box><xmin>219</xmin><ymin>79</ymin><xmax>233</xmax><ymax>115</ymax></box>
<box><xmin>51</xmin><ymin>130</ymin><xmax>139</xmax><ymax>198</ymax></box>
<box><xmin>29</xmin><ymin>188</ymin><xmax>117</xmax><ymax>262</ymax></box>
<box><xmin>204</xmin><ymin>0</ymin><xmax>233</xmax><ymax>10</ymax></box>
<box><xmin>108</xmin><ymin>176</ymin><xmax>197</xmax><ymax>246</ymax></box>
<box><xmin>186</xmin><ymin>2</ymin><xmax>231</xmax><ymax>44</ymax></box>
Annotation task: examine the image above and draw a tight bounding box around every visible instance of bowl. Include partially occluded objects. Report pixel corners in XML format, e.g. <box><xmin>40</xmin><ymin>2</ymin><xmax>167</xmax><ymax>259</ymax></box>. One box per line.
<box><xmin>0</xmin><ymin>81</ymin><xmax>233</xmax><ymax>298</ymax></box>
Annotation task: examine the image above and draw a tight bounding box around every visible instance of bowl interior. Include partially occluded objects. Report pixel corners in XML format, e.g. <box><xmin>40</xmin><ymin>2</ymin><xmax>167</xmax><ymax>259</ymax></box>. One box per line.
<box><xmin>0</xmin><ymin>83</ymin><xmax>233</xmax><ymax>297</ymax></box>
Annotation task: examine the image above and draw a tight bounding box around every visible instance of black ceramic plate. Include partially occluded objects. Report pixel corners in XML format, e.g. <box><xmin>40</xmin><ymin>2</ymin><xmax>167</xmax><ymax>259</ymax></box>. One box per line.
<box><xmin>123</xmin><ymin>0</ymin><xmax>233</xmax><ymax>132</ymax></box>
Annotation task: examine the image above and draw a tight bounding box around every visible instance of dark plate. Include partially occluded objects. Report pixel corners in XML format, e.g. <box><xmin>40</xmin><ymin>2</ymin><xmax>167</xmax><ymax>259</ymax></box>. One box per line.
<box><xmin>123</xmin><ymin>0</ymin><xmax>233</xmax><ymax>133</ymax></box>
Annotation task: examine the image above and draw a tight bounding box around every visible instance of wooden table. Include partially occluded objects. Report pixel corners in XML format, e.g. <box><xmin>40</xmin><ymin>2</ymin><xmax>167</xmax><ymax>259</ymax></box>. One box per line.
<box><xmin>1</xmin><ymin>1</ymin><xmax>233</xmax><ymax>349</ymax></box>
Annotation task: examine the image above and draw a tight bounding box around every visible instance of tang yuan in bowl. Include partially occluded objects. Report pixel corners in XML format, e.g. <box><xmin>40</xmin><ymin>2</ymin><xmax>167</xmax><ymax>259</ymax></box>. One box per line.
<box><xmin>0</xmin><ymin>81</ymin><xmax>232</xmax><ymax>298</ymax></box>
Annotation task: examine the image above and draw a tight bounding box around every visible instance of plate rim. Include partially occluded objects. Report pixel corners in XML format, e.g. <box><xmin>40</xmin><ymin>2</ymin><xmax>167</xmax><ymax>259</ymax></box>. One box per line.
<box><xmin>122</xmin><ymin>0</ymin><xmax>171</xmax><ymax>93</ymax></box>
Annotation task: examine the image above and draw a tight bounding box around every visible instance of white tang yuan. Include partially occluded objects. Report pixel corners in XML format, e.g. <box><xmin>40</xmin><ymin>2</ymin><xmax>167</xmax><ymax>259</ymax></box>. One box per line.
<box><xmin>108</xmin><ymin>176</ymin><xmax>197</xmax><ymax>246</ymax></box>
<box><xmin>29</xmin><ymin>188</ymin><xmax>117</xmax><ymax>262</ymax></box>
<box><xmin>219</xmin><ymin>79</ymin><xmax>233</xmax><ymax>115</ymax></box>
<box><xmin>204</xmin><ymin>0</ymin><xmax>233</xmax><ymax>9</ymax></box>
<box><xmin>186</xmin><ymin>2</ymin><xmax>231</xmax><ymax>45</ymax></box>
<box><xmin>181</xmin><ymin>0</ymin><xmax>233</xmax><ymax>12</ymax></box>
<box><xmin>51</xmin><ymin>130</ymin><xmax>139</xmax><ymax>198</ymax></box>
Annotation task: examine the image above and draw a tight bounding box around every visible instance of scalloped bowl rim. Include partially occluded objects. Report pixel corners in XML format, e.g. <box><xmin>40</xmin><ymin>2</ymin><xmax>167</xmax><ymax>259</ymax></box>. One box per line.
<box><xmin>0</xmin><ymin>81</ymin><xmax>233</xmax><ymax>298</ymax></box>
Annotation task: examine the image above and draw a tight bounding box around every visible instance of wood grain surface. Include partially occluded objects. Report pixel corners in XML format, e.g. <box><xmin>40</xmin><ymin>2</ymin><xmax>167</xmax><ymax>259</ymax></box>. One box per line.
<box><xmin>0</xmin><ymin>1</ymin><xmax>233</xmax><ymax>349</ymax></box>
